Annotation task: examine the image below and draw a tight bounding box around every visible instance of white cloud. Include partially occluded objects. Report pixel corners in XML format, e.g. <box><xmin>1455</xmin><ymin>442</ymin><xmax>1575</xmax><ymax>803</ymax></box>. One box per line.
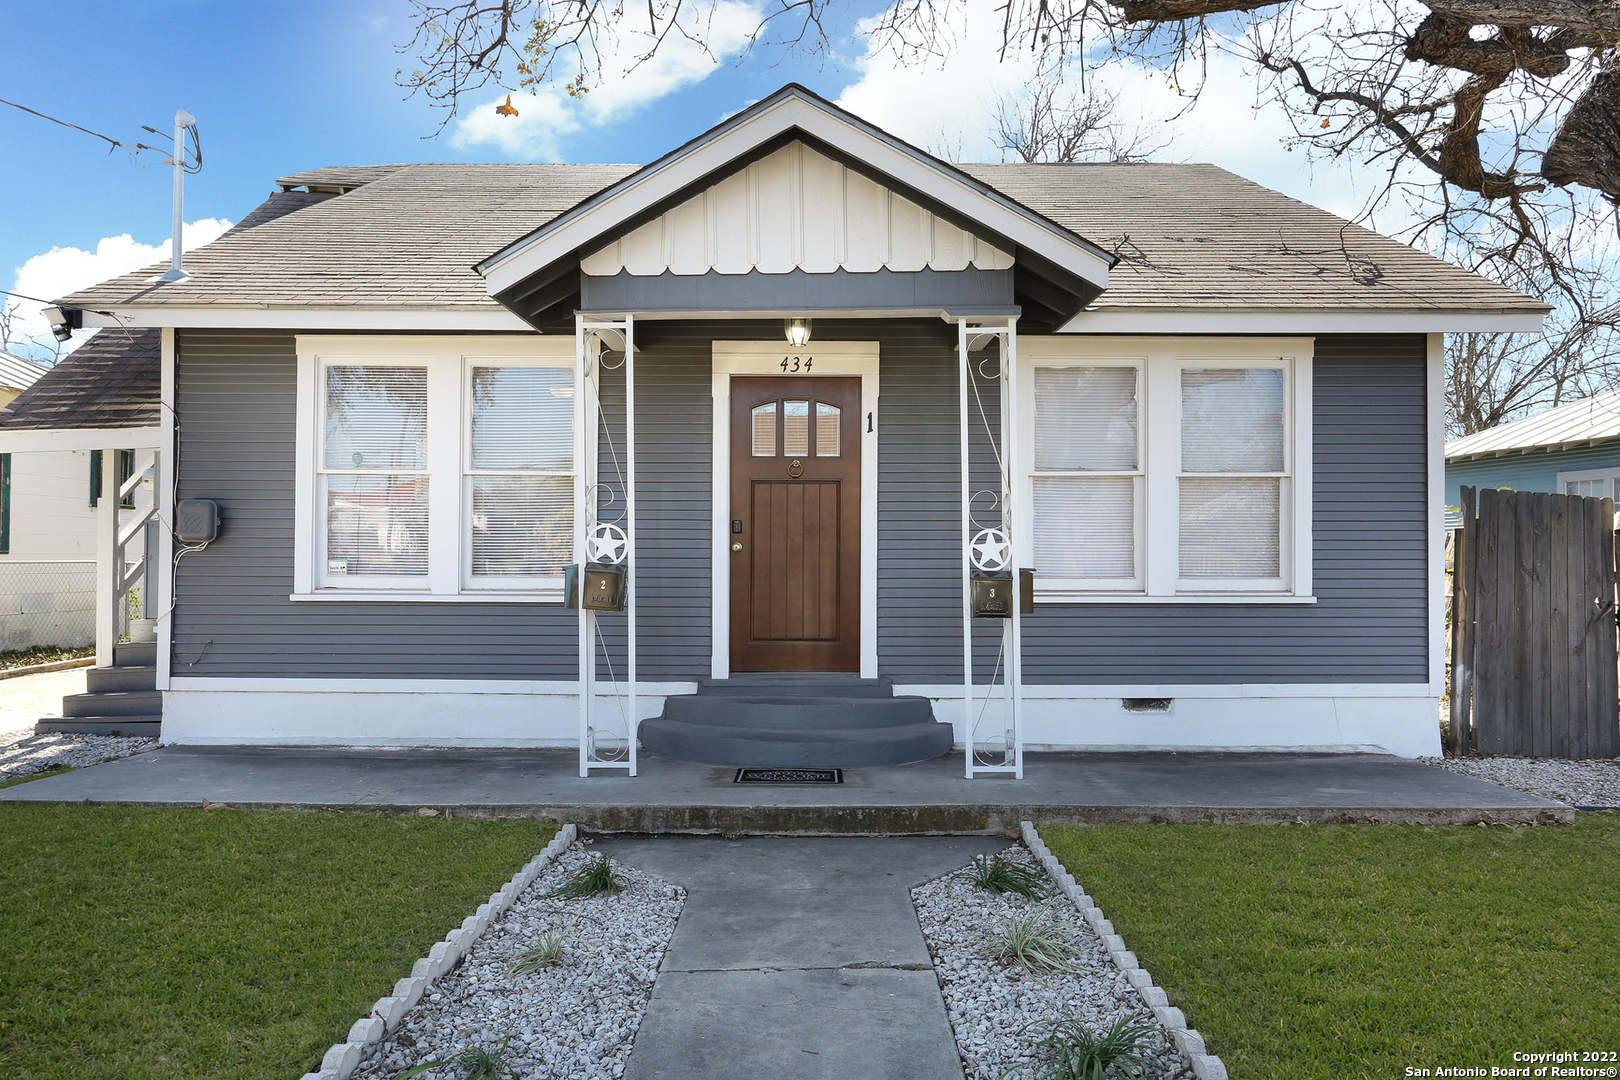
<box><xmin>450</xmin><ymin>0</ymin><xmax>766</xmax><ymax>160</ymax></box>
<box><xmin>6</xmin><ymin>217</ymin><xmax>232</xmax><ymax>359</ymax></box>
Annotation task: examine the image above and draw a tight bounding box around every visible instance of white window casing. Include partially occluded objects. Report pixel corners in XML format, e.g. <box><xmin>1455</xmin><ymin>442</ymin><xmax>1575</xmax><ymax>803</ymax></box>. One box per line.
<box><xmin>1017</xmin><ymin>336</ymin><xmax>1314</xmax><ymax>604</ymax></box>
<box><xmin>293</xmin><ymin>336</ymin><xmax>576</xmax><ymax>602</ymax></box>
<box><xmin>1556</xmin><ymin>467</ymin><xmax>1620</xmax><ymax>500</ymax></box>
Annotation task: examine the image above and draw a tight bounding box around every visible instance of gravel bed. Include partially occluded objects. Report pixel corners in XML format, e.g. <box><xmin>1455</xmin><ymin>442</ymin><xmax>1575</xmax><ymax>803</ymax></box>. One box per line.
<box><xmin>1421</xmin><ymin>755</ymin><xmax>1620</xmax><ymax>807</ymax></box>
<box><xmin>0</xmin><ymin>728</ymin><xmax>157</xmax><ymax>781</ymax></box>
<box><xmin>360</xmin><ymin>840</ymin><xmax>683</xmax><ymax>1080</ymax></box>
<box><xmin>914</xmin><ymin>845</ymin><xmax>1193</xmax><ymax>1080</ymax></box>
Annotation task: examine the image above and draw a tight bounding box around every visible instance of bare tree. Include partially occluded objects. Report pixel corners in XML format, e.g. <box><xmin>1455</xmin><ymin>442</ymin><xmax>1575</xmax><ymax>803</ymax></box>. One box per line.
<box><xmin>0</xmin><ymin>302</ymin><xmax>63</xmax><ymax>367</ymax></box>
<box><xmin>993</xmin><ymin>81</ymin><xmax>1166</xmax><ymax>163</ymax></box>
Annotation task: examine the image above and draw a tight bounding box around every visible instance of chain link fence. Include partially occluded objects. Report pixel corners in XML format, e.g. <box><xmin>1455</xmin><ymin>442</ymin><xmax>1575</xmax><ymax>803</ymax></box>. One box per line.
<box><xmin>0</xmin><ymin>561</ymin><xmax>102</xmax><ymax>653</ymax></box>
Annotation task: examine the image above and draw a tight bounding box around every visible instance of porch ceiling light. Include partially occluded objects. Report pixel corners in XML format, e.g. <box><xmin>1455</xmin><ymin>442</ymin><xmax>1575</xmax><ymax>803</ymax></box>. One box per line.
<box><xmin>784</xmin><ymin>318</ymin><xmax>812</xmax><ymax>349</ymax></box>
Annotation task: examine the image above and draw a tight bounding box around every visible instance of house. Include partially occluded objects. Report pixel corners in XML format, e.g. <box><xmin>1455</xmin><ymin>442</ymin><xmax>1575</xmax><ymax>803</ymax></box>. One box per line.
<box><xmin>0</xmin><ymin>346</ymin><xmax>154</xmax><ymax>654</ymax></box>
<box><xmin>0</xmin><ymin>85</ymin><xmax>1547</xmax><ymax>768</ymax></box>
<box><xmin>1446</xmin><ymin>390</ymin><xmax>1620</xmax><ymax>523</ymax></box>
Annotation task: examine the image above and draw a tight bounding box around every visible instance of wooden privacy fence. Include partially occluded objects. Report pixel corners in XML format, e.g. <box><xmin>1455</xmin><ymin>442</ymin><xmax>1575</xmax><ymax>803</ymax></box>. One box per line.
<box><xmin>1450</xmin><ymin>485</ymin><xmax>1620</xmax><ymax>758</ymax></box>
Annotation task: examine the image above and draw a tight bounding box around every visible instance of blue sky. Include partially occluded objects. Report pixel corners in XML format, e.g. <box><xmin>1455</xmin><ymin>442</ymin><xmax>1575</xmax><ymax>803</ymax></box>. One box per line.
<box><xmin>2</xmin><ymin>0</ymin><xmax>1367</xmax><ymax>358</ymax></box>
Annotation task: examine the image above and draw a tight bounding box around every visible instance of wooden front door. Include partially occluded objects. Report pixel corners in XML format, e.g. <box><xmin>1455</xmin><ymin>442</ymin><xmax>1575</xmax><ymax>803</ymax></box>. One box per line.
<box><xmin>730</xmin><ymin>376</ymin><xmax>861</xmax><ymax>671</ymax></box>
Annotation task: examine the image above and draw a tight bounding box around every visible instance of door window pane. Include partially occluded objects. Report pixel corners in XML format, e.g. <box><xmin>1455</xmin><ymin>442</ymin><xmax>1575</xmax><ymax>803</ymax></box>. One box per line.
<box><xmin>816</xmin><ymin>403</ymin><xmax>841</xmax><ymax>457</ymax></box>
<box><xmin>783</xmin><ymin>400</ymin><xmax>810</xmax><ymax>456</ymax></box>
<box><xmin>1181</xmin><ymin>368</ymin><xmax>1285</xmax><ymax>472</ymax></box>
<box><xmin>752</xmin><ymin>403</ymin><xmax>777</xmax><ymax>456</ymax></box>
<box><xmin>1034</xmin><ymin>367</ymin><xmax>1138</xmax><ymax>470</ymax></box>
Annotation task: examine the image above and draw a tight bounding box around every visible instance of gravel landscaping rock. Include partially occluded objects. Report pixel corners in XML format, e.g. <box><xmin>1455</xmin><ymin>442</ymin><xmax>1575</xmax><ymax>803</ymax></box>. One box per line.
<box><xmin>359</xmin><ymin>840</ymin><xmax>683</xmax><ymax>1080</ymax></box>
<box><xmin>1421</xmin><ymin>756</ymin><xmax>1620</xmax><ymax>807</ymax></box>
<box><xmin>914</xmin><ymin>845</ymin><xmax>1194</xmax><ymax>1080</ymax></box>
<box><xmin>0</xmin><ymin>728</ymin><xmax>157</xmax><ymax>781</ymax></box>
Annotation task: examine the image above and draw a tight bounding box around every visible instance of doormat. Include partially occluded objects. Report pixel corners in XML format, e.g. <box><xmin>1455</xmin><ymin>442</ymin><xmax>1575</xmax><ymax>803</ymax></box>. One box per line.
<box><xmin>734</xmin><ymin>768</ymin><xmax>843</xmax><ymax>784</ymax></box>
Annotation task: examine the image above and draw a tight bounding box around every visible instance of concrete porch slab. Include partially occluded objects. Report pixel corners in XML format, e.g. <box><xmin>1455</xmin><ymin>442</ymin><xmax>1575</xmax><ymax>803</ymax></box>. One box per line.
<box><xmin>0</xmin><ymin>746</ymin><xmax>1572</xmax><ymax>829</ymax></box>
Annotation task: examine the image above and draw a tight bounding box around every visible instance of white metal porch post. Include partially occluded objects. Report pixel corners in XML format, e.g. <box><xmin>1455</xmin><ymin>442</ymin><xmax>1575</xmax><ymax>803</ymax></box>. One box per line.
<box><xmin>94</xmin><ymin>450</ymin><xmax>118</xmax><ymax>668</ymax></box>
<box><xmin>1003</xmin><ymin>326</ymin><xmax>1024</xmax><ymax>778</ymax></box>
<box><xmin>575</xmin><ymin>315</ymin><xmax>593</xmax><ymax>776</ymax></box>
<box><xmin>958</xmin><ymin>320</ymin><xmax>974</xmax><ymax>777</ymax></box>
<box><xmin>624</xmin><ymin>314</ymin><xmax>638</xmax><ymax>776</ymax></box>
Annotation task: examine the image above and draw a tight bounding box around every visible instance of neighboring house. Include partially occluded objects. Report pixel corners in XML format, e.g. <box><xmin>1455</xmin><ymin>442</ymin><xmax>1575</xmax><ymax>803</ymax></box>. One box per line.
<box><xmin>1446</xmin><ymin>390</ymin><xmax>1620</xmax><ymax>523</ymax></box>
<box><xmin>0</xmin><ymin>85</ymin><xmax>1547</xmax><ymax>762</ymax></box>
<box><xmin>0</xmin><ymin>348</ymin><xmax>155</xmax><ymax>652</ymax></box>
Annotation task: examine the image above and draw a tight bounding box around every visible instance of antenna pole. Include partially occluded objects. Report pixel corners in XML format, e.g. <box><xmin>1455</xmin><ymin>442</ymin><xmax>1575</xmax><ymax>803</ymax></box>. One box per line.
<box><xmin>161</xmin><ymin>109</ymin><xmax>195</xmax><ymax>283</ymax></box>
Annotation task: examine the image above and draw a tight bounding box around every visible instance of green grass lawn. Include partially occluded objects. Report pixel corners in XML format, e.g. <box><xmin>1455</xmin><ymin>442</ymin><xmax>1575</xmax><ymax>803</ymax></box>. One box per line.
<box><xmin>1043</xmin><ymin>816</ymin><xmax>1620</xmax><ymax>1080</ymax></box>
<box><xmin>0</xmin><ymin>805</ymin><xmax>557</xmax><ymax>1080</ymax></box>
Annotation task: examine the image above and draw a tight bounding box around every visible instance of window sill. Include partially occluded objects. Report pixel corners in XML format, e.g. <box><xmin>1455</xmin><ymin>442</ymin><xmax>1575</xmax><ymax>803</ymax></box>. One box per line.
<box><xmin>289</xmin><ymin>589</ymin><xmax>564</xmax><ymax>604</ymax></box>
<box><xmin>1035</xmin><ymin>591</ymin><xmax>1316</xmax><ymax>605</ymax></box>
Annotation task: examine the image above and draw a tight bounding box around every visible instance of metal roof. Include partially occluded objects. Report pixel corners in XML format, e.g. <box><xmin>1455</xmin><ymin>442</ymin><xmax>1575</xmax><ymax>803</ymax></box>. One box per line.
<box><xmin>1446</xmin><ymin>389</ymin><xmax>1620</xmax><ymax>461</ymax></box>
<box><xmin>0</xmin><ymin>351</ymin><xmax>46</xmax><ymax>392</ymax></box>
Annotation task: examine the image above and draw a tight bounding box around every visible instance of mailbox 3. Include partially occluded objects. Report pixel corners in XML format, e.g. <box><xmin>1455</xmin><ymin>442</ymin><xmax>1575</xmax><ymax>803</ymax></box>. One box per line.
<box><xmin>582</xmin><ymin>563</ymin><xmax>627</xmax><ymax>612</ymax></box>
<box><xmin>971</xmin><ymin>571</ymin><xmax>1013</xmax><ymax>619</ymax></box>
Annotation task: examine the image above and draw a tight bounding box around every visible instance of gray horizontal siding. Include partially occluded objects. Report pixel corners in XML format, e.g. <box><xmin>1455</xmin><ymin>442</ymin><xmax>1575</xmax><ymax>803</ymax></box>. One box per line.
<box><xmin>172</xmin><ymin>325</ymin><xmax>1429</xmax><ymax>687</ymax></box>
<box><xmin>172</xmin><ymin>328</ymin><xmax>710</xmax><ymax>681</ymax></box>
<box><xmin>1010</xmin><ymin>333</ymin><xmax>1429</xmax><ymax>685</ymax></box>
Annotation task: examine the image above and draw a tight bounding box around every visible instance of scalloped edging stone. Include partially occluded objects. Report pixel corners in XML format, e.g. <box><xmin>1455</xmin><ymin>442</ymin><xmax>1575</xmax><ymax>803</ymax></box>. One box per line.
<box><xmin>296</xmin><ymin>823</ymin><xmax>578</xmax><ymax>1080</ymax></box>
<box><xmin>1019</xmin><ymin>821</ymin><xmax>1230</xmax><ymax>1080</ymax></box>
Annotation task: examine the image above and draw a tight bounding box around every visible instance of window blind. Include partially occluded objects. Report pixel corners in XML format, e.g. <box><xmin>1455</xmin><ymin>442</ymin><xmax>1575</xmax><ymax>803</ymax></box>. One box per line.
<box><xmin>1034</xmin><ymin>476</ymin><xmax>1135</xmax><ymax>577</ymax></box>
<box><xmin>1180</xmin><ymin>368</ymin><xmax>1284</xmax><ymax>473</ymax></box>
<box><xmin>324</xmin><ymin>367</ymin><xmax>428</xmax><ymax>470</ymax></box>
<box><xmin>467</xmin><ymin>365</ymin><xmax>574</xmax><ymax>579</ymax></box>
<box><xmin>1034</xmin><ymin>367</ymin><xmax>1138</xmax><ymax>470</ymax></box>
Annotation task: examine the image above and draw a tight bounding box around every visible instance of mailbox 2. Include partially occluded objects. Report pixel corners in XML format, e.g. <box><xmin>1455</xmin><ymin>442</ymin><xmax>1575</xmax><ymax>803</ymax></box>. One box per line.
<box><xmin>971</xmin><ymin>571</ymin><xmax>1013</xmax><ymax>619</ymax></box>
<box><xmin>580</xmin><ymin>563</ymin><xmax>627</xmax><ymax>612</ymax></box>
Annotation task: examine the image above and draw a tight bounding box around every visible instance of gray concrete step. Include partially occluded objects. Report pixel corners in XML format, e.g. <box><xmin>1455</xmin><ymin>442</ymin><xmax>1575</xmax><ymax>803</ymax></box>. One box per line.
<box><xmin>113</xmin><ymin>642</ymin><xmax>156</xmax><ymax>668</ymax></box>
<box><xmin>35</xmin><ymin>716</ymin><xmax>161</xmax><ymax>737</ymax></box>
<box><xmin>86</xmin><ymin>665</ymin><xmax>157</xmax><ymax>693</ymax></box>
<box><xmin>698</xmin><ymin>675</ymin><xmax>895</xmax><ymax>698</ymax></box>
<box><xmin>61</xmin><ymin>690</ymin><xmax>162</xmax><ymax>718</ymax></box>
<box><xmin>662</xmin><ymin>693</ymin><xmax>934</xmax><ymax>730</ymax></box>
<box><xmin>640</xmin><ymin>715</ymin><xmax>953</xmax><ymax>768</ymax></box>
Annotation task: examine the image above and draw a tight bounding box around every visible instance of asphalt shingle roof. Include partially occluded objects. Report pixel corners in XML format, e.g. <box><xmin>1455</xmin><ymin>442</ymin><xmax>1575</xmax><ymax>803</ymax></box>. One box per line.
<box><xmin>60</xmin><ymin>160</ymin><xmax>1542</xmax><ymax>316</ymax></box>
<box><xmin>1447</xmin><ymin>390</ymin><xmax>1620</xmax><ymax>461</ymax></box>
<box><xmin>0</xmin><ymin>328</ymin><xmax>160</xmax><ymax>430</ymax></box>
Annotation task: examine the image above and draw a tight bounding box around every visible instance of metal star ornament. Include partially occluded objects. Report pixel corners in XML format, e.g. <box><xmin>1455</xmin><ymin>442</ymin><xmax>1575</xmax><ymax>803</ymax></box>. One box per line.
<box><xmin>587</xmin><ymin>523</ymin><xmax>628</xmax><ymax>565</ymax></box>
<box><xmin>969</xmin><ymin>528</ymin><xmax>1011</xmax><ymax>571</ymax></box>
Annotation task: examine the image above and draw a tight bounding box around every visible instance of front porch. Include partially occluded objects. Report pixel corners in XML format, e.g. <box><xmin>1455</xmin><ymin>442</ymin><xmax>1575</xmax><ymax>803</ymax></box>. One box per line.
<box><xmin>0</xmin><ymin>743</ymin><xmax>1569</xmax><ymax>828</ymax></box>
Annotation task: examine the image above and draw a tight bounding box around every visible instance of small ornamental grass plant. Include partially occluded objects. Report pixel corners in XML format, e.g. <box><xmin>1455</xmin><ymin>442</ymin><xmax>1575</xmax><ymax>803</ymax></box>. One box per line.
<box><xmin>394</xmin><ymin>1035</ymin><xmax>513</xmax><ymax>1079</ymax></box>
<box><xmin>1013</xmin><ymin>1016</ymin><xmax>1163</xmax><ymax>1080</ymax></box>
<box><xmin>546</xmin><ymin>853</ymin><xmax>624</xmax><ymax>900</ymax></box>
<box><xmin>506</xmin><ymin>926</ymin><xmax>570</xmax><ymax>976</ymax></box>
<box><xmin>989</xmin><ymin>905</ymin><xmax>1089</xmax><ymax>975</ymax></box>
<box><xmin>964</xmin><ymin>853</ymin><xmax>1049</xmax><ymax>899</ymax></box>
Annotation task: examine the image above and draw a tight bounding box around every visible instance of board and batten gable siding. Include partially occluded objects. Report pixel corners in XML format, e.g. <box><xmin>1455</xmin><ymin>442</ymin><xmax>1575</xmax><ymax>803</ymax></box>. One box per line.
<box><xmin>170</xmin><ymin>326</ymin><xmax>1429</xmax><ymax>686</ymax></box>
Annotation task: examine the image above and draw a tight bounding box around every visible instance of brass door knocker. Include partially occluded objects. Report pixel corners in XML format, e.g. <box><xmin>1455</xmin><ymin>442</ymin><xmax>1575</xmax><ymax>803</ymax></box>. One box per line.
<box><xmin>787</xmin><ymin>458</ymin><xmax>804</xmax><ymax>478</ymax></box>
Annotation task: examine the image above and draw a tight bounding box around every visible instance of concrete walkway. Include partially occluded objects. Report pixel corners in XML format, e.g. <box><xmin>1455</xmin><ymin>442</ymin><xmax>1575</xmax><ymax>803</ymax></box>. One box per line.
<box><xmin>0</xmin><ymin>745</ymin><xmax>1571</xmax><ymax>827</ymax></box>
<box><xmin>0</xmin><ymin>666</ymin><xmax>85</xmax><ymax>737</ymax></box>
<box><xmin>605</xmin><ymin>835</ymin><xmax>1000</xmax><ymax>1080</ymax></box>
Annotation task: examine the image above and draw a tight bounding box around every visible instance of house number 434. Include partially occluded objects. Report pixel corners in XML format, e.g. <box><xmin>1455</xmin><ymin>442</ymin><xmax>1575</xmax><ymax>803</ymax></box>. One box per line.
<box><xmin>779</xmin><ymin>355</ymin><xmax>812</xmax><ymax>372</ymax></box>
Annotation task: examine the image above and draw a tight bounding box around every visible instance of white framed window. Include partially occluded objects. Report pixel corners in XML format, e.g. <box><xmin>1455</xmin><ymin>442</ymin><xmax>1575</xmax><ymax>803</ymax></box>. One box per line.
<box><xmin>294</xmin><ymin>336</ymin><xmax>576</xmax><ymax>601</ymax></box>
<box><xmin>1030</xmin><ymin>362</ymin><xmax>1144</xmax><ymax>590</ymax></box>
<box><xmin>1556</xmin><ymin>468</ymin><xmax>1620</xmax><ymax>500</ymax></box>
<box><xmin>464</xmin><ymin>360</ymin><xmax>575</xmax><ymax>590</ymax></box>
<box><xmin>1018</xmin><ymin>337</ymin><xmax>1314</xmax><ymax>604</ymax></box>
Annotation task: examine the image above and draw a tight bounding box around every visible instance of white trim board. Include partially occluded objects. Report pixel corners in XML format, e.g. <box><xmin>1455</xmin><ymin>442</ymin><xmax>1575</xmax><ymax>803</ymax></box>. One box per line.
<box><xmin>1060</xmin><ymin>309</ymin><xmax>1546</xmax><ymax>334</ymax></box>
<box><xmin>710</xmin><ymin>341</ymin><xmax>880</xmax><ymax>679</ymax></box>
<box><xmin>1426</xmin><ymin>333</ymin><xmax>1447</xmax><ymax>695</ymax></box>
<box><xmin>80</xmin><ymin>307</ymin><xmax>531</xmax><ymax>331</ymax></box>
<box><xmin>0</xmin><ymin>426</ymin><xmax>161</xmax><ymax>453</ymax></box>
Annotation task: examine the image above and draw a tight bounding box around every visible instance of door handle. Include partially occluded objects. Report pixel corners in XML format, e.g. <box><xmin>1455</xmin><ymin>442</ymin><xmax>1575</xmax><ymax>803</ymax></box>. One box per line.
<box><xmin>731</xmin><ymin>542</ymin><xmax>743</xmax><ymax>552</ymax></box>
